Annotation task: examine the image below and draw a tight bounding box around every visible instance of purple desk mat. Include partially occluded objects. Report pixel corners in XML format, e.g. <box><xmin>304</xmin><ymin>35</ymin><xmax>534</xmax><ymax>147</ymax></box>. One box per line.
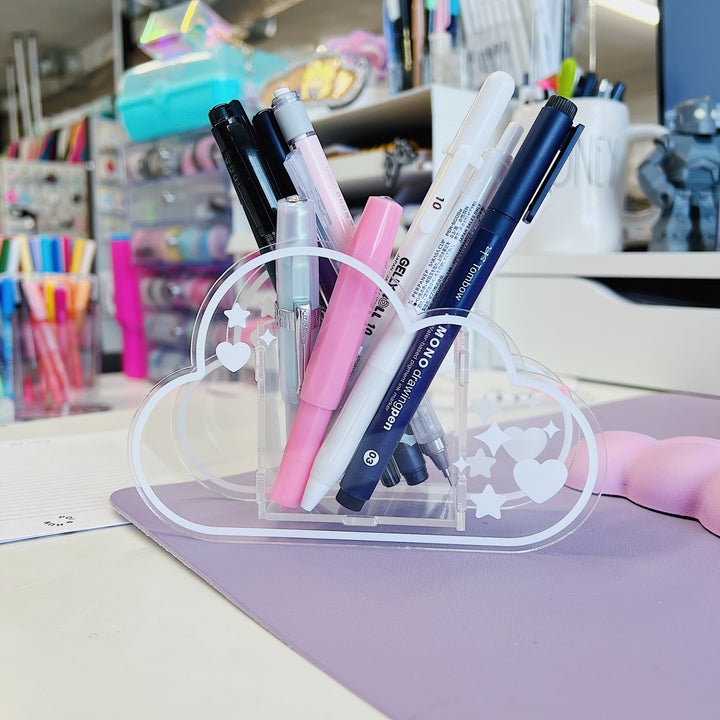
<box><xmin>112</xmin><ymin>393</ymin><xmax>720</xmax><ymax>719</ymax></box>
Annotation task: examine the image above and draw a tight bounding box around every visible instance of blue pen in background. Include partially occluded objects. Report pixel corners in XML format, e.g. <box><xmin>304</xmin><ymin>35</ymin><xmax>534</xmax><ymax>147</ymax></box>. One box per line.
<box><xmin>40</xmin><ymin>236</ymin><xmax>53</xmax><ymax>272</ymax></box>
<box><xmin>383</xmin><ymin>0</ymin><xmax>402</xmax><ymax>94</ymax></box>
<box><xmin>29</xmin><ymin>236</ymin><xmax>42</xmax><ymax>273</ymax></box>
<box><xmin>50</xmin><ymin>237</ymin><xmax>63</xmax><ymax>272</ymax></box>
<box><xmin>0</xmin><ymin>278</ymin><xmax>17</xmax><ymax>401</ymax></box>
<box><xmin>336</xmin><ymin>95</ymin><xmax>584</xmax><ymax>511</ymax></box>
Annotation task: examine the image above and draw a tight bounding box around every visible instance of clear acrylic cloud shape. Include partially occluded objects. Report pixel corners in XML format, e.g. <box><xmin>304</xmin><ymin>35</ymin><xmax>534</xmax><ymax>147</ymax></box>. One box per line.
<box><xmin>129</xmin><ymin>247</ymin><xmax>603</xmax><ymax>551</ymax></box>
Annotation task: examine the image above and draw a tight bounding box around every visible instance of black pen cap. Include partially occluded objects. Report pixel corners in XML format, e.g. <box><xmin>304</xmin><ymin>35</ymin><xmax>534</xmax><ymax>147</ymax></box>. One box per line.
<box><xmin>253</xmin><ymin>108</ymin><xmax>297</xmax><ymax>198</ymax></box>
<box><xmin>209</xmin><ymin>102</ymin><xmax>232</xmax><ymax>126</ymax></box>
<box><xmin>208</xmin><ymin>101</ymin><xmax>256</xmax><ymax>146</ymax></box>
<box><xmin>380</xmin><ymin>457</ymin><xmax>403</xmax><ymax>488</ymax></box>
<box><xmin>336</xmin><ymin>488</ymin><xmax>366</xmax><ymax>512</ymax></box>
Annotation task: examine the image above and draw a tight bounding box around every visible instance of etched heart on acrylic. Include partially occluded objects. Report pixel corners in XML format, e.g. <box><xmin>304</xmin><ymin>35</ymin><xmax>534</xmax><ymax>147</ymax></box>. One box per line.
<box><xmin>513</xmin><ymin>458</ymin><xmax>568</xmax><ymax>504</ymax></box>
<box><xmin>503</xmin><ymin>426</ymin><xmax>548</xmax><ymax>461</ymax></box>
<box><xmin>216</xmin><ymin>341</ymin><xmax>251</xmax><ymax>372</ymax></box>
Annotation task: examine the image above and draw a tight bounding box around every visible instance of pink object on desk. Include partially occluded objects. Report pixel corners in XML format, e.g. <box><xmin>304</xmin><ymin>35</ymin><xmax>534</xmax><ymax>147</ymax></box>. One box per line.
<box><xmin>111</xmin><ymin>239</ymin><xmax>147</xmax><ymax>378</ymax></box>
<box><xmin>270</xmin><ymin>196</ymin><xmax>402</xmax><ymax>507</ymax></box>
<box><xmin>567</xmin><ymin>430</ymin><xmax>720</xmax><ymax>538</ymax></box>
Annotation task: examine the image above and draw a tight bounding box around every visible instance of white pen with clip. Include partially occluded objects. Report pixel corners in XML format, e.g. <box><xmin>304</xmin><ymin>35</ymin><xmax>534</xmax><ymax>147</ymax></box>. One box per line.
<box><xmin>360</xmin><ymin>70</ymin><xmax>515</xmax><ymax>360</ymax></box>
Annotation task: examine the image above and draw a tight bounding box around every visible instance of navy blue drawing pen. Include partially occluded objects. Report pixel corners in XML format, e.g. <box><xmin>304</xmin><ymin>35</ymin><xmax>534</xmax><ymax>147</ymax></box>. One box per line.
<box><xmin>336</xmin><ymin>95</ymin><xmax>583</xmax><ymax>511</ymax></box>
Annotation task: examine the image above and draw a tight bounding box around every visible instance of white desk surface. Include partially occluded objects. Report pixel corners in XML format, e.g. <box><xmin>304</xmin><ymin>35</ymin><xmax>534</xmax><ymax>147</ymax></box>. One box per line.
<box><xmin>1</xmin><ymin>373</ymin><xmax>643</xmax><ymax>720</ymax></box>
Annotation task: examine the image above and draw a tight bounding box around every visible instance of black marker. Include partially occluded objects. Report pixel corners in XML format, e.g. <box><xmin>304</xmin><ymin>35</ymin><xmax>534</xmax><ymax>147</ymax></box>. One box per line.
<box><xmin>252</xmin><ymin>109</ymin><xmax>296</xmax><ymax>197</ymax></box>
<box><xmin>253</xmin><ymin>108</ymin><xmax>337</xmax><ymax>306</ymax></box>
<box><xmin>610</xmin><ymin>82</ymin><xmax>626</xmax><ymax>102</ymax></box>
<box><xmin>209</xmin><ymin>100</ymin><xmax>280</xmax><ymax>287</ymax></box>
<box><xmin>575</xmin><ymin>72</ymin><xmax>598</xmax><ymax>97</ymax></box>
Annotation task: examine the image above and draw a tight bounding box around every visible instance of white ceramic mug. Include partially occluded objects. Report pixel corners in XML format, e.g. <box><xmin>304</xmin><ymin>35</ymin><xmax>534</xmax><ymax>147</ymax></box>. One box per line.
<box><xmin>511</xmin><ymin>97</ymin><xmax>667</xmax><ymax>253</ymax></box>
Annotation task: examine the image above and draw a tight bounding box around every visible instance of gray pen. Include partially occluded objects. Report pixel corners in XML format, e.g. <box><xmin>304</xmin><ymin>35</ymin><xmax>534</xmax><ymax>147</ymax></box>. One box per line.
<box><xmin>275</xmin><ymin>196</ymin><xmax>321</xmax><ymax>431</ymax></box>
<box><xmin>410</xmin><ymin>395</ymin><xmax>452</xmax><ymax>480</ymax></box>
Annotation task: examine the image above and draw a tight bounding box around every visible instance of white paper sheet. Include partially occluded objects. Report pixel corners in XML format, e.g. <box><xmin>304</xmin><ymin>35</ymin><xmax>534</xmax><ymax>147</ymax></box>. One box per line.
<box><xmin>0</xmin><ymin>429</ymin><xmax>136</xmax><ymax>543</ymax></box>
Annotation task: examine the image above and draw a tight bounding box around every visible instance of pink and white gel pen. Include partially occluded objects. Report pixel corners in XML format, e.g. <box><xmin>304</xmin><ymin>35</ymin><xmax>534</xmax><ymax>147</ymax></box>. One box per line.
<box><xmin>269</xmin><ymin>196</ymin><xmax>402</xmax><ymax>508</ymax></box>
<box><xmin>271</xmin><ymin>88</ymin><xmax>355</xmax><ymax>255</ymax></box>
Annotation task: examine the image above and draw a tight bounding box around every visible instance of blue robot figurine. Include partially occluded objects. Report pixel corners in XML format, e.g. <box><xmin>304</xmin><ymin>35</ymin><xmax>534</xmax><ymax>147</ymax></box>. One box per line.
<box><xmin>638</xmin><ymin>96</ymin><xmax>720</xmax><ymax>251</ymax></box>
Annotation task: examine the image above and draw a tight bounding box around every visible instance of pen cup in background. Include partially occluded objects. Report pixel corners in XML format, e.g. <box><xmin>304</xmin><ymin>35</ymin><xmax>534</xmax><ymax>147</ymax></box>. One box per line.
<box><xmin>511</xmin><ymin>98</ymin><xmax>666</xmax><ymax>253</ymax></box>
<box><xmin>0</xmin><ymin>272</ymin><xmax>103</xmax><ymax>422</ymax></box>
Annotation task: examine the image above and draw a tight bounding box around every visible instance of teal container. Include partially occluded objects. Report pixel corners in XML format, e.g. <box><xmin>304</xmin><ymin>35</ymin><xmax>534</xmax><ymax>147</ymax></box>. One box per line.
<box><xmin>116</xmin><ymin>44</ymin><xmax>288</xmax><ymax>142</ymax></box>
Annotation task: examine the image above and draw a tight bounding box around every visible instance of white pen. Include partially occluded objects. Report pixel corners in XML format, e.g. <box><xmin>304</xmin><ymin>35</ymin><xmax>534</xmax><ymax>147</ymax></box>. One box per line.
<box><xmin>404</xmin><ymin>122</ymin><xmax>523</xmax><ymax>312</ymax></box>
<box><xmin>275</xmin><ymin>196</ymin><xmax>320</xmax><ymax>431</ymax></box>
<box><xmin>301</xmin><ymin>119</ymin><xmax>523</xmax><ymax>511</ymax></box>
<box><xmin>272</xmin><ymin>89</ymin><xmax>355</xmax><ymax>256</ymax></box>
<box><xmin>358</xmin><ymin>70</ymin><xmax>515</xmax><ymax>368</ymax></box>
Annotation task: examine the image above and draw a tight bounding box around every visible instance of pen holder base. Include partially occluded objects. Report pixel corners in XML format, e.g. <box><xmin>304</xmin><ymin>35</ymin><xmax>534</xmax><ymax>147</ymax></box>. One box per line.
<box><xmin>129</xmin><ymin>249</ymin><xmax>604</xmax><ymax>551</ymax></box>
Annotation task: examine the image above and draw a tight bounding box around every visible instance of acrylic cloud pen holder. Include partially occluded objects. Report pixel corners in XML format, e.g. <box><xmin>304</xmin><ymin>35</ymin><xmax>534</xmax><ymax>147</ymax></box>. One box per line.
<box><xmin>128</xmin><ymin>247</ymin><xmax>604</xmax><ymax>551</ymax></box>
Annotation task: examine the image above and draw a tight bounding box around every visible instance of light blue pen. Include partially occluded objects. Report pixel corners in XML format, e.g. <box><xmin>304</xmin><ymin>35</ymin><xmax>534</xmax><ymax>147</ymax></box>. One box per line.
<box><xmin>0</xmin><ymin>277</ymin><xmax>16</xmax><ymax>401</ymax></box>
<box><xmin>275</xmin><ymin>196</ymin><xmax>321</xmax><ymax>431</ymax></box>
<box><xmin>40</xmin><ymin>236</ymin><xmax>53</xmax><ymax>272</ymax></box>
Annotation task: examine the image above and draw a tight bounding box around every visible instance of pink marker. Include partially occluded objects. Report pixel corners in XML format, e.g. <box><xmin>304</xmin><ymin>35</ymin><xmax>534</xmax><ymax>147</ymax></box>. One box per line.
<box><xmin>61</xmin><ymin>236</ymin><xmax>73</xmax><ymax>273</ymax></box>
<box><xmin>111</xmin><ymin>238</ymin><xmax>147</xmax><ymax>378</ymax></box>
<box><xmin>54</xmin><ymin>285</ymin><xmax>70</xmax><ymax>368</ymax></box>
<box><xmin>21</xmin><ymin>278</ymin><xmax>71</xmax><ymax>405</ymax></box>
<box><xmin>270</xmin><ymin>196</ymin><xmax>401</xmax><ymax>508</ymax></box>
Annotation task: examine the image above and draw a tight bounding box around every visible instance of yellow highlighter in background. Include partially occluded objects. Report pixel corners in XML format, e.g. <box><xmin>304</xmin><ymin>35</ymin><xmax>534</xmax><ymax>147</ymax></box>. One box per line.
<box><xmin>45</xmin><ymin>280</ymin><xmax>56</xmax><ymax>322</ymax></box>
<box><xmin>17</xmin><ymin>235</ymin><xmax>34</xmax><ymax>275</ymax></box>
<box><xmin>69</xmin><ymin>237</ymin><xmax>86</xmax><ymax>274</ymax></box>
<box><xmin>558</xmin><ymin>57</ymin><xmax>577</xmax><ymax>98</ymax></box>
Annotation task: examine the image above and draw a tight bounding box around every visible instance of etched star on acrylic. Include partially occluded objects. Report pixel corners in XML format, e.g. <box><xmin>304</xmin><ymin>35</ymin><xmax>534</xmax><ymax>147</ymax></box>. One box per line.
<box><xmin>453</xmin><ymin>457</ymin><xmax>470</xmax><ymax>474</ymax></box>
<box><xmin>224</xmin><ymin>303</ymin><xmax>251</xmax><ymax>328</ymax></box>
<box><xmin>260</xmin><ymin>328</ymin><xmax>276</xmax><ymax>346</ymax></box>
<box><xmin>258</xmin><ymin>293</ymin><xmax>277</xmax><ymax>319</ymax></box>
<box><xmin>467</xmin><ymin>484</ymin><xmax>506</xmax><ymax>519</ymax></box>
<box><xmin>526</xmin><ymin>393</ymin><xmax>540</xmax><ymax>408</ymax></box>
<box><xmin>467</xmin><ymin>448</ymin><xmax>496</xmax><ymax>478</ymax></box>
<box><xmin>543</xmin><ymin>420</ymin><xmax>560</xmax><ymax>438</ymax></box>
<box><xmin>470</xmin><ymin>394</ymin><xmax>499</xmax><ymax>423</ymax></box>
<box><xmin>474</xmin><ymin>421</ymin><xmax>512</xmax><ymax>456</ymax></box>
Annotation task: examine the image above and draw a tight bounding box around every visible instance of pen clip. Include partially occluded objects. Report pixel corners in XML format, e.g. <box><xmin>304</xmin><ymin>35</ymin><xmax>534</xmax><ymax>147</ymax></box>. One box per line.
<box><xmin>275</xmin><ymin>301</ymin><xmax>321</xmax><ymax>396</ymax></box>
<box><xmin>523</xmin><ymin>123</ymin><xmax>584</xmax><ymax>223</ymax></box>
<box><xmin>293</xmin><ymin>300</ymin><xmax>321</xmax><ymax>396</ymax></box>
